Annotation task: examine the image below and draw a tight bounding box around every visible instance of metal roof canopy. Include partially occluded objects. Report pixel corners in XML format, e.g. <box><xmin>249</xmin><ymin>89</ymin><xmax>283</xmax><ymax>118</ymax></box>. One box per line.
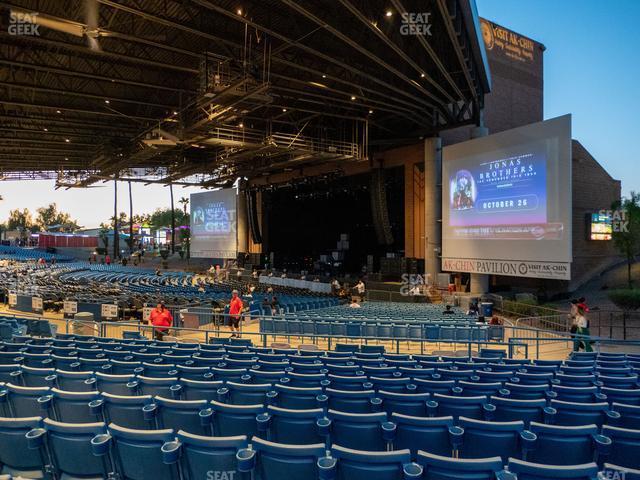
<box><xmin>0</xmin><ymin>0</ymin><xmax>490</xmax><ymax>187</ymax></box>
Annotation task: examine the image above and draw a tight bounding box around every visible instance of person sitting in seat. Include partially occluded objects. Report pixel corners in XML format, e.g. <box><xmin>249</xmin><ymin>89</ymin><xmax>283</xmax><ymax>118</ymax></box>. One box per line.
<box><xmin>349</xmin><ymin>298</ymin><xmax>361</xmax><ymax>308</ymax></box>
<box><xmin>150</xmin><ymin>302</ymin><xmax>173</xmax><ymax>341</ymax></box>
<box><xmin>442</xmin><ymin>305</ymin><xmax>455</xmax><ymax>315</ymax></box>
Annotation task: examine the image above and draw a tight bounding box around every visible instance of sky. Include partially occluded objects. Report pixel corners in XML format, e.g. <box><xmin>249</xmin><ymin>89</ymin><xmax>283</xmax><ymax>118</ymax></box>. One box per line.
<box><xmin>476</xmin><ymin>0</ymin><xmax>640</xmax><ymax>198</ymax></box>
<box><xmin>1</xmin><ymin>1</ymin><xmax>638</xmax><ymax>228</ymax></box>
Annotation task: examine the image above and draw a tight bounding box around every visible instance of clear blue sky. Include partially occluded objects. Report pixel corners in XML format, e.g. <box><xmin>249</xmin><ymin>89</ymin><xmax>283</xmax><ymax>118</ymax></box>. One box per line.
<box><xmin>1</xmin><ymin>1</ymin><xmax>638</xmax><ymax>227</ymax></box>
<box><xmin>477</xmin><ymin>0</ymin><xmax>640</xmax><ymax>197</ymax></box>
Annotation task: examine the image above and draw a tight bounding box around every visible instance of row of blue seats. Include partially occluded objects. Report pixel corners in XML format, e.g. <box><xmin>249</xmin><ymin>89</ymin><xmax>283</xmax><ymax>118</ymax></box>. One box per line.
<box><xmin>260</xmin><ymin>318</ymin><xmax>503</xmax><ymax>342</ymax></box>
<box><xmin>1</xmin><ymin>381</ymin><xmax>636</xmax><ymax>432</ymax></box>
<box><xmin>1</xmin><ymin>417</ymin><xmax>639</xmax><ymax>480</ymax></box>
<box><xmin>4</xmin><ymin>363</ymin><xmax>640</xmax><ymax>412</ymax></box>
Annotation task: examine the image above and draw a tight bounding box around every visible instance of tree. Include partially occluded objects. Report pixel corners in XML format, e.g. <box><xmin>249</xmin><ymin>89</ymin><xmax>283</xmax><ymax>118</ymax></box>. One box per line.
<box><xmin>149</xmin><ymin>208</ymin><xmax>188</xmax><ymax>230</ymax></box>
<box><xmin>612</xmin><ymin>192</ymin><xmax>640</xmax><ymax>288</ymax></box>
<box><xmin>98</xmin><ymin>222</ymin><xmax>111</xmax><ymax>253</ymax></box>
<box><xmin>7</xmin><ymin>208</ymin><xmax>34</xmax><ymax>232</ymax></box>
<box><xmin>179</xmin><ymin>197</ymin><xmax>190</xmax><ymax>215</ymax></box>
<box><xmin>35</xmin><ymin>203</ymin><xmax>80</xmax><ymax>232</ymax></box>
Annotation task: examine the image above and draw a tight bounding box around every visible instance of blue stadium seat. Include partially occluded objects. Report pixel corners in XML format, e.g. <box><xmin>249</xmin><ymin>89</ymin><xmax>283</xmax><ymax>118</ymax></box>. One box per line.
<box><xmin>274</xmin><ymin>384</ymin><xmax>324</xmax><ymax>409</ymax></box>
<box><xmin>507</xmin><ymin>458</ymin><xmax>599</xmax><ymax>480</ymax></box>
<box><xmin>416</xmin><ymin>450</ymin><xmax>504</xmax><ymax>480</ymax></box>
<box><xmin>503</xmin><ymin>383</ymin><xmax>552</xmax><ymax>401</ymax></box>
<box><xmin>40</xmin><ymin>418</ymin><xmax>111</xmax><ymax>479</ymax></box>
<box><xmin>94</xmin><ymin>393</ymin><xmax>154</xmax><ymax>429</ymax></box>
<box><xmin>326</xmin><ymin>375</ymin><xmax>369</xmax><ymax>391</ymax></box>
<box><xmin>151</xmin><ymin>396</ymin><xmax>211</xmax><ymax>436</ymax></box>
<box><xmin>180</xmin><ymin>379</ymin><xmax>224</xmax><ymax>401</ymax></box>
<box><xmin>260</xmin><ymin>406</ymin><xmax>327</xmax><ymax>444</ymax></box>
<box><xmin>602</xmin><ymin>425</ymin><xmax>640</xmax><ymax>470</ymax></box>
<box><xmin>0</xmin><ymin>416</ymin><xmax>44</xmax><ymax>478</ymax></box>
<box><xmin>142</xmin><ymin>362</ymin><xmax>178</xmax><ymax>378</ymax></box>
<box><xmin>527</xmin><ymin>422</ymin><xmax>611</xmax><ymax>466</ymax></box>
<box><xmin>2</xmin><ymin>383</ymin><xmax>51</xmax><ymax>417</ymax></box>
<box><xmin>326</xmin><ymin>410</ymin><xmax>391</xmax><ymax>451</ymax></box>
<box><xmin>217</xmin><ymin>382</ymin><xmax>276</xmax><ymax>406</ymax></box>
<box><xmin>209</xmin><ymin>400</ymin><xmax>265</xmax><ymax>437</ymax></box>
<box><xmin>389</xmin><ymin>413</ymin><xmax>456</xmax><ymax>458</ymax></box>
<box><xmin>94</xmin><ymin>372</ymin><xmax>138</xmax><ymax>396</ymax></box>
<box><xmin>457</xmin><ymin>417</ymin><xmax>533</xmax><ymax>461</ymax></box>
<box><xmin>367</xmin><ymin>376</ymin><xmax>412</xmax><ymax>393</ymax></box>
<box><xmin>489</xmin><ymin>397</ymin><xmax>552</xmax><ymax>426</ymax></box>
<box><xmin>135</xmin><ymin>376</ymin><xmax>181</xmax><ymax>398</ymax></box>
<box><xmin>601</xmin><ymin>387</ymin><xmax>640</xmax><ymax>406</ymax></box>
<box><xmin>329</xmin><ymin>445</ymin><xmax>420</xmax><ymax>480</ymax></box>
<box><xmin>612</xmin><ymin>403</ymin><xmax>640</xmax><ymax>429</ymax></box>
<box><xmin>552</xmin><ymin>385</ymin><xmax>604</xmax><ymax>403</ymax></box>
<box><xmin>248</xmin><ymin>369</ymin><xmax>288</xmax><ymax>384</ymax></box>
<box><xmin>174</xmin><ymin>430</ymin><xmax>248</xmax><ymax>480</ymax></box>
<box><xmin>249</xmin><ymin>437</ymin><xmax>327</xmax><ymax>480</ymax></box>
<box><xmin>16</xmin><ymin>366</ymin><xmax>57</xmax><ymax>388</ymax></box>
<box><xmin>429</xmin><ymin>394</ymin><xmax>490</xmax><ymax>421</ymax></box>
<box><xmin>286</xmin><ymin>372</ymin><xmax>328</xmax><ymax>388</ymax></box>
<box><xmin>325</xmin><ymin>388</ymin><xmax>380</xmax><ymax>414</ymax></box>
<box><xmin>549</xmin><ymin>400</ymin><xmax>620</xmax><ymax>427</ymax></box>
<box><xmin>0</xmin><ymin>365</ymin><xmax>19</xmax><ymax>384</ymax></box>
<box><xmin>378</xmin><ymin>391</ymin><xmax>431</xmax><ymax>417</ymax></box>
<box><xmin>54</xmin><ymin>370</ymin><xmax>96</xmax><ymax>392</ymax></box>
<box><xmin>107</xmin><ymin>424</ymin><xmax>179</xmax><ymax>480</ymax></box>
<box><xmin>49</xmin><ymin>388</ymin><xmax>101</xmax><ymax>423</ymax></box>
<box><xmin>109</xmin><ymin>360</ymin><xmax>144</xmax><ymax>375</ymax></box>
<box><xmin>458</xmin><ymin>381</ymin><xmax>505</xmax><ymax>398</ymax></box>
<box><xmin>413</xmin><ymin>378</ymin><xmax>456</xmax><ymax>395</ymax></box>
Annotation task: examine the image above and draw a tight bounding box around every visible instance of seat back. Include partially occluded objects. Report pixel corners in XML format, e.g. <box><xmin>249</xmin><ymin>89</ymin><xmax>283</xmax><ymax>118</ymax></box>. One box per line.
<box><xmin>95</xmin><ymin>372</ymin><xmax>137</xmax><ymax>396</ymax></box>
<box><xmin>176</xmin><ymin>431</ymin><xmax>247</xmax><ymax>480</ymax></box>
<box><xmin>108</xmin><ymin>424</ymin><xmax>178</xmax><ymax>480</ymax></box>
<box><xmin>0</xmin><ymin>416</ymin><xmax>44</xmax><ymax>474</ymax></box>
<box><xmin>612</xmin><ymin>403</ymin><xmax>640</xmax><ymax>430</ymax></box>
<box><xmin>101</xmin><ymin>393</ymin><xmax>154</xmax><ymax>430</ymax></box>
<box><xmin>432</xmin><ymin>394</ymin><xmax>488</xmax><ymax>421</ymax></box>
<box><xmin>137</xmin><ymin>376</ymin><xmax>179</xmax><ymax>397</ymax></box>
<box><xmin>252</xmin><ymin>436</ymin><xmax>326</xmax><ymax>480</ymax></box>
<box><xmin>265</xmin><ymin>406</ymin><xmax>326</xmax><ymax>444</ymax></box>
<box><xmin>221</xmin><ymin>382</ymin><xmax>274</xmax><ymax>406</ymax></box>
<box><xmin>490</xmin><ymin>396</ymin><xmax>547</xmax><ymax>425</ymax></box>
<box><xmin>180</xmin><ymin>379</ymin><xmax>224</xmax><ymax>401</ymax></box>
<box><xmin>390</xmin><ymin>413</ymin><xmax>455</xmax><ymax>458</ymax></box>
<box><xmin>602</xmin><ymin>425</ymin><xmax>640</xmax><ymax>470</ymax></box>
<box><xmin>331</xmin><ymin>445</ymin><xmax>416</xmax><ymax>480</ymax></box>
<box><xmin>458</xmin><ymin>417</ymin><xmax>525</xmax><ymax>461</ymax></box>
<box><xmin>327</xmin><ymin>410</ymin><xmax>388</xmax><ymax>451</ymax></box>
<box><xmin>210</xmin><ymin>400</ymin><xmax>265</xmax><ymax>437</ymax></box>
<box><xmin>6</xmin><ymin>383</ymin><xmax>50</xmax><ymax>417</ymax></box>
<box><xmin>528</xmin><ymin>422</ymin><xmax>600</xmax><ymax>465</ymax></box>
<box><xmin>378</xmin><ymin>391</ymin><xmax>431</xmax><ymax>417</ymax></box>
<box><xmin>416</xmin><ymin>450</ymin><xmax>504</xmax><ymax>480</ymax></box>
<box><xmin>274</xmin><ymin>384</ymin><xmax>323</xmax><ymax>410</ymax></box>
<box><xmin>550</xmin><ymin>400</ymin><xmax>614</xmax><ymax>427</ymax></box>
<box><xmin>51</xmin><ymin>388</ymin><xmax>101</xmax><ymax>423</ymax></box>
<box><xmin>43</xmin><ymin>418</ymin><xmax>109</xmax><ymax>478</ymax></box>
<box><xmin>155</xmin><ymin>396</ymin><xmax>210</xmax><ymax>436</ymax></box>
<box><xmin>55</xmin><ymin>370</ymin><xmax>96</xmax><ymax>392</ymax></box>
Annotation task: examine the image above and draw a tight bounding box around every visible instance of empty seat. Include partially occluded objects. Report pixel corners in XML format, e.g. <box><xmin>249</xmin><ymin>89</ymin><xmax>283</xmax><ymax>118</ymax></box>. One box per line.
<box><xmin>552</xmin><ymin>385</ymin><xmax>604</xmax><ymax>403</ymax></box>
<box><xmin>527</xmin><ymin>422</ymin><xmax>611</xmax><ymax>466</ymax></box>
<box><xmin>327</xmin><ymin>410</ymin><xmax>391</xmax><ymax>451</ymax></box>
<box><xmin>503</xmin><ymin>383</ymin><xmax>551</xmax><ymax>401</ymax></box>
<box><xmin>15</xmin><ymin>366</ymin><xmax>56</xmax><ymax>388</ymax></box>
<box><xmin>458</xmin><ymin>417</ymin><xmax>532</xmax><ymax>461</ymax></box>
<box><xmin>325</xmin><ymin>388</ymin><xmax>380</xmax><ymax>414</ymax></box>
<box><xmin>180</xmin><ymin>378</ymin><xmax>224</xmax><ymax>402</ymax></box>
<box><xmin>389</xmin><ymin>413</ymin><xmax>456</xmax><ymax>458</ymax></box>
<box><xmin>0</xmin><ymin>416</ymin><xmax>44</xmax><ymax>477</ymax></box>
<box><xmin>458</xmin><ymin>381</ymin><xmax>505</xmax><ymax>398</ymax></box>
<box><xmin>218</xmin><ymin>382</ymin><xmax>276</xmax><ymax>406</ymax></box>
<box><xmin>329</xmin><ymin>445</ymin><xmax>419</xmax><ymax>480</ymax></box>
<box><xmin>209</xmin><ymin>400</ymin><xmax>265</xmax><ymax>437</ymax></box>
<box><xmin>326</xmin><ymin>375</ymin><xmax>369</xmax><ymax>391</ymax></box>
<box><xmin>40</xmin><ymin>418</ymin><xmax>111</xmax><ymax>479</ymax></box>
<box><xmin>94</xmin><ymin>372</ymin><xmax>137</xmax><ymax>396</ymax></box>
<box><xmin>282</xmin><ymin>372</ymin><xmax>327</xmax><ymax>388</ymax></box>
<box><xmin>54</xmin><ymin>370</ymin><xmax>96</xmax><ymax>392</ymax></box>
<box><xmin>489</xmin><ymin>397</ymin><xmax>551</xmax><ymax>426</ymax></box>
<box><xmin>429</xmin><ymin>394</ymin><xmax>489</xmax><ymax>421</ymax></box>
<box><xmin>549</xmin><ymin>400</ymin><xmax>620</xmax><ymax>427</ymax></box>
<box><xmin>95</xmin><ymin>393</ymin><xmax>154</xmax><ymax>430</ymax></box>
<box><xmin>612</xmin><ymin>403</ymin><xmax>640</xmax><ymax>429</ymax></box>
<box><xmin>50</xmin><ymin>388</ymin><xmax>101</xmax><ymax>423</ymax></box>
<box><xmin>135</xmin><ymin>376</ymin><xmax>180</xmax><ymax>398</ymax></box>
<box><xmin>2</xmin><ymin>383</ymin><xmax>51</xmax><ymax>417</ymax></box>
<box><xmin>602</xmin><ymin>425</ymin><xmax>640</xmax><ymax>470</ymax></box>
<box><xmin>413</xmin><ymin>378</ymin><xmax>456</xmax><ymax>395</ymax></box>
<box><xmin>151</xmin><ymin>396</ymin><xmax>211</xmax><ymax>436</ymax></box>
<box><xmin>416</xmin><ymin>450</ymin><xmax>504</xmax><ymax>480</ymax></box>
<box><xmin>507</xmin><ymin>458</ymin><xmax>599</xmax><ymax>480</ymax></box>
<box><xmin>249</xmin><ymin>436</ymin><xmax>327</xmax><ymax>480</ymax></box>
<box><xmin>378</xmin><ymin>390</ymin><xmax>431</xmax><ymax>417</ymax></box>
<box><xmin>108</xmin><ymin>424</ymin><xmax>180</xmax><ymax>480</ymax></box>
<box><xmin>174</xmin><ymin>430</ymin><xmax>248</xmax><ymax>480</ymax></box>
<box><xmin>274</xmin><ymin>384</ymin><xmax>324</xmax><ymax>410</ymax></box>
<box><xmin>601</xmin><ymin>387</ymin><xmax>640</xmax><ymax>406</ymax></box>
<box><xmin>260</xmin><ymin>406</ymin><xmax>327</xmax><ymax>444</ymax></box>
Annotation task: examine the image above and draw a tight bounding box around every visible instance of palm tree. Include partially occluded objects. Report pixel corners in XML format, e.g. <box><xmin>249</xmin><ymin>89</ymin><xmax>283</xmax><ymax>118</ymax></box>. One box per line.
<box><xmin>179</xmin><ymin>197</ymin><xmax>189</xmax><ymax>215</ymax></box>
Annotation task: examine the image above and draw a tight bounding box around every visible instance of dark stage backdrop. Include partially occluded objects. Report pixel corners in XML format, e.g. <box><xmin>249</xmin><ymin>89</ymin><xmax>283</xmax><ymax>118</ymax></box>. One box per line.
<box><xmin>263</xmin><ymin>168</ymin><xmax>404</xmax><ymax>272</ymax></box>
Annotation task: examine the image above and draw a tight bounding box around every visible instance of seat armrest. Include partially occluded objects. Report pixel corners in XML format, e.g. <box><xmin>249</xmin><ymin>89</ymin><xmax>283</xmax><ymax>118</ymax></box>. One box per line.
<box><xmin>403</xmin><ymin>462</ymin><xmax>424</xmax><ymax>480</ymax></box>
<box><xmin>161</xmin><ymin>440</ymin><xmax>181</xmax><ymax>465</ymax></box>
<box><xmin>91</xmin><ymin>433</ymin><xmax>111</xmax><ymax>456</ymax></box>
<box><xmin>256</xmin><ymin>412</ymin><xmax>271</xmax><ymax>433</ymax></box>
<box><xmin>318</xmin><ymin>456</ymin><xmax>337</xmax><ymax>480</ymax></box>
<box><xmin>236</xmin><ymin>448</ymin><xmax>256</xmax><ymax>473</ymax></box>
<box><xmin>142</xmin><ymin>403</ymin><xmax>157</xmax><ymax>421</ymax></box>
<box><xmin>26</xmin><ymin>427</ymin><xmax>46</xmax><ymax>450</ymax></box>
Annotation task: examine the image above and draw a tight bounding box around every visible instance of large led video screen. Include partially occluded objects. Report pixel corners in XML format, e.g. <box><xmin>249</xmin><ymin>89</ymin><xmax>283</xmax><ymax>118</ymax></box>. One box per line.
<box><xmin>442</xmin><ymin>115</ymin><xmax>572</xmax><ymax>280</ymax></box>
<box><xmin>190</xmin><ymin>188</ymin><xmax>238</xmax><ymax>259</ymax></box>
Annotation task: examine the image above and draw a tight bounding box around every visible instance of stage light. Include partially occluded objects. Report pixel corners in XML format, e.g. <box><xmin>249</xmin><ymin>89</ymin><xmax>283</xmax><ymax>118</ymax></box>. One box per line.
<box><xmin>43</xmin><ymin>128</ymin><xmax>48</xmax><ymax>132</ymax></box>
<box><xmin>65</xmin><ymin>157</ymin><xmax>68</xmax><ymax>161</ymax></box>
<box><xmin>104</xmin><ymin>99</ymin><xmax>110</xmax><ymax>104</ymax></box>
<box><xmin>282</xmin><ymin>108</ymin><xmax>287</xmax><ymax>112</ymax></box>
<box><xmin>56</xmin><ymin>110</ymin><xmax>61</xmax><ymax>114</ymax></box>
<box><xmin>368</xmin><ymin>109</ymin><xmax>373</xmax><ymax>114</ymax></box>
<box><xmin>351</xmin><ymin>95</ymin><xmax>356</xmax><ymax>101</ymax></box>
<box><xmin>385</xmin><ymin>10</ymin><xmax>393</xmax><ymax>17</ymax></box>
<box><xmin>65</xmin><ymin>138</ymin><xmax>70</xmax><ymax>143</ymax></box>
<box><xmin>421</xmin><ymin>73</ymin><xmax>425</xmax><ymax>78</ymax></box>
<box><xmin>173</xmin><ymin>111</ymin><xmax>178</xmax><ymax>115</ymax></box>
<box><xmin>237</xmin><ymin>8</ymin><xmax>242</xmax><ymax>15</ymax></box>
<box><xmin>322</xmin><ymin>74</ymin><xmax>326</xmax><ymax>78</ymax></box>
<box><xmin>239</xmin><ymin>122</ymin><xmax>244</xmax><ymax>128</ymax></box>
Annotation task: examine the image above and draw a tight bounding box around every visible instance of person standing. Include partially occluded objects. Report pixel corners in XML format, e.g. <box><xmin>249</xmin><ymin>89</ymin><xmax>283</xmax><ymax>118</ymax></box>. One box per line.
<box><xmin>105</xmin><ymin>254</ymin><xmax>111</xmax><ymax>266</ymax></box>
<box><xmin>574</xmin><ymin>306</ymin><xmax>592</xmax><ymax>352</ymax></box>
<box><xmin>150</xmin><ymin>302</ymin><xmax>173</xmax><ymax>341</ymax></box>
<box><xmin>228</xmin><ymin>290</ymin><xmax>244</xmax><ymax>338</ymax></box>
<box><xmin>354</xmin><ymin>279</ymin><xmax>365</xmax><ymax>302</ymax></box>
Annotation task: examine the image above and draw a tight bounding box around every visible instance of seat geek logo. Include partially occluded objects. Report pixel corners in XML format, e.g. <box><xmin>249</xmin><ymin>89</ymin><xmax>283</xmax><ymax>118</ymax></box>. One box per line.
<box><xmin>400</xmin><ymin>13</ymin><xmax>432</xmax><ymax>36</ymax></box>
<box><xmin>7</xmin><ymin>11</ymin><xmax>40</xmax><ymax>36</ymax></box>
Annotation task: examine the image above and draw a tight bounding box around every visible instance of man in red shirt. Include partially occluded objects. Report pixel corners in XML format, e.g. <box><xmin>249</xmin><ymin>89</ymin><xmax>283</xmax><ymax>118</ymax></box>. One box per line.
<box><xmin>228</xmin><ymin>290</ymin><xmax>244</xmax><ymax>338</ymax></box>
<box><xmin>150</xmin><ymin>302</ymin><xmax>173</xmax><ymax>340</ymax></box>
